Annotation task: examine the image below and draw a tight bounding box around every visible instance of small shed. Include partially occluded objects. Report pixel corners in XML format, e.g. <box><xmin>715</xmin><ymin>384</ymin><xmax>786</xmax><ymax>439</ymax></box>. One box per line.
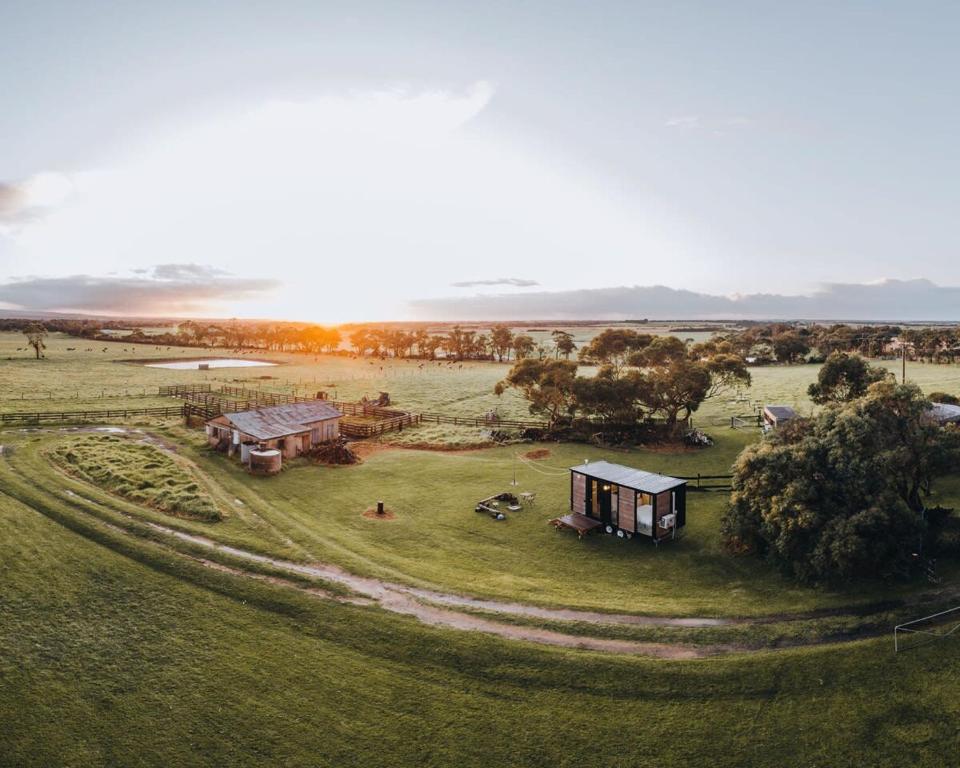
<box><xmin>927</xmin><ymin>402</ymin><xmax>960</xmax><ymax>426</ymax></box>
<box><xmin>568</xmin><ymin>461</ymin><xmax>686</xmax><ymax>542</ymax></box>
<box><xmin>762</xmin><ymin>405</ymin><xmax>797</xmax><ymax>429</ymax></box>
<box><xmin>206</xmin><ymin>401</ymin><xmax>342</xmax><ymax>460</ymax></box>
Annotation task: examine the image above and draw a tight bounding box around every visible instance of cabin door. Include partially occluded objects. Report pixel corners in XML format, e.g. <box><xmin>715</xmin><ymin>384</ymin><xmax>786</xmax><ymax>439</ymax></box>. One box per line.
<box><xmin>596</xmin><ymin>483</ymin><xmax>614</xmax><ymax>525</ymax></box>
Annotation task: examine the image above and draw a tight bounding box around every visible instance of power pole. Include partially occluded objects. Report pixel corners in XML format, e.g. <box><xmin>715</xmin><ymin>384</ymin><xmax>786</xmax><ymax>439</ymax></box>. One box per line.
<box><xmin>902</xmin><ymin>342</ymin><xmax>907</xmax><ymax>384</ymax></box>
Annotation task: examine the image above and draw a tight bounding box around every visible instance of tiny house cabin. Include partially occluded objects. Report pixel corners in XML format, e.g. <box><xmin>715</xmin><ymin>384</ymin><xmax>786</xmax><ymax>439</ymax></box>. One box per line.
<box><xmin>569</xmin><ymin>461</ymin><xmax>686</xmax><ymax>542</ymax></box>
<box><xmin>206</xmin><ymin>401</ymin><xmax>342</xmax><ymax>460</ymax></box>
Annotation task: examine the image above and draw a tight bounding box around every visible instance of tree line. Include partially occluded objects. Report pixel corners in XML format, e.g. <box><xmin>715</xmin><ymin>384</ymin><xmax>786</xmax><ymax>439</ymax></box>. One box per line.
<box><xmin>715</xmin><ymin>322</ymin><xmax>960</xmax><ymax>364</ymax></box>
<box><xmin>6</xmin><ymin>317</ymin><xmax>582</xmax><ymax>362</ymax></box>
<box><xmin>495</xmin><ymin>329</ymin><xmax>751</xmax><ymax>434</ymax></box>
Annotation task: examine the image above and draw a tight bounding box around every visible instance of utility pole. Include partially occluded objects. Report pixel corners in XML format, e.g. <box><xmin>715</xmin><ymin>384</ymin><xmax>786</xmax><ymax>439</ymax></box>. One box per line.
<box><xmin>902</xmin><ymin>342</ymin><xmax>907</xmax><ymax>384</ymax></box>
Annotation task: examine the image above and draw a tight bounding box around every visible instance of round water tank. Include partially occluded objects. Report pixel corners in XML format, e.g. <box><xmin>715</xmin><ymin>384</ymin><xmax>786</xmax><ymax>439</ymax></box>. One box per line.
<box><xmin>249</xmin><ymin>448</ymin><xmax>282</xmax><ymax>475</ymax></box>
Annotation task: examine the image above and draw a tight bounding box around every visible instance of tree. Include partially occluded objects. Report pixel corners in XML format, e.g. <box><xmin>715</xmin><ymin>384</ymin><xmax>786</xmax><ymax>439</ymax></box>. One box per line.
<box><xmin>490</xmin><ymin>325</ymin><xmax>514</xmax><ymax>362</ymax></box>
<box><xmin>551</xmin><ymin>330</ymin><xmax>577</xmax><ymax>359</ymax></box>
<box><xmin>496</xmin><ymin>359</ymin><xmax>578</xmax><ymax>427</ymax></box>
<box><xmin>770</xmin><ymin>330</ymin><xmax>810</xmax><ymax>363</ymax></box>
<box><xmin>721</xmin><ymin>381</ymin><xmax>960</xmax><ymax>582</ymax></box>
<box><xmin>578</xmin><ymin>329</ymin><xmax>652</xmax><ymax>376</ymax></box>
<box><xmin>446</xmin><ymin>326</ymin><xmax>466</xmax><ymax>360</ymax></box>
<box><xmin>572</xmin><ymin>369</ymin><xmax>644</xmax><ymax>423</ymax></box>
<box><xmin>627</xmin><ymin>336</ymin><xmax>751</xmax><ymax>431</ymax></box>
<box><xmin>23</xmin><ymin>322</ymin><xmax>47</xmax><ymax>359</ymax></box>
<box><xmin>807</xmin><ymin>352</ymin><xmax>890</xmax><ymax>405</ymax></box>
<box><xmin>512</xmin><ymin>334</ymin><xmax>535</xmax><ymax>360</ymax></box>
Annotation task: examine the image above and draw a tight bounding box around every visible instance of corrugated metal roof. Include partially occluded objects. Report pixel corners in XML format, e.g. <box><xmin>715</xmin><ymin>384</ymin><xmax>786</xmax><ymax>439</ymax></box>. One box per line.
<box><xmin>570</xmin><ymin>460</ymin><xmax>685</xmax><ymax>493</ymax></box>
<box><xmin>929</xmin><ymin>402</ymin><xmax>960</xmax><ymax>423</ymax></box>
<box><xmin>763</xmin><ymin>405</ymin><xmax>798</xmax><ymax>422</ymax></box>
<box><xmin>218</xmin><ymin>401</ymin><xmax>342</xmax><ymax>440</ymax></box>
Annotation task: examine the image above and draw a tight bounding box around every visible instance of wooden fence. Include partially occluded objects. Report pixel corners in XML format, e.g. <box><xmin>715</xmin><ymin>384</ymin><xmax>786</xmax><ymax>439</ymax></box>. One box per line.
<box><xmin>0</xmin><ymin>405</ymin><xmax>187</xmax><ymax>424</ymax></box>
<box><xmin>158</xmin><ymin>384</ymin><xmax>213</xmax><ymax>397</ymax></box>
<box><xmin>415</xmin><ymin>410</ymin><xmax>548</xmax><ymax>430</ymax></box>
<box><xmin>673</xmin><ymin>473</ymin><xmax>734</xmax><ymax>491</ymax></box>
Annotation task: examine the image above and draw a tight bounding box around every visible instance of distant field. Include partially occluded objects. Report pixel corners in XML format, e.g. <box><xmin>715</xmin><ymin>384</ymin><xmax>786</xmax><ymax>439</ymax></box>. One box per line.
<box><xmin>4</xmin><ymin>330</ymin><xmax>960</xmax><ymax>435</ymax></box>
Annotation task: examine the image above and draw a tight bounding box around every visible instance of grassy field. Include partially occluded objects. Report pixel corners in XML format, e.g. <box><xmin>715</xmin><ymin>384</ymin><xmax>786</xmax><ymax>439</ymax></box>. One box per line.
<box><xmin>3</xmin><ymin>473</ymin><xmax>960</xmax><ymax>767</ymax></box>
<box><xmin>3</xmin><ymin>330</ymin><xmax>960</xmax><ymax>765</ymax></box>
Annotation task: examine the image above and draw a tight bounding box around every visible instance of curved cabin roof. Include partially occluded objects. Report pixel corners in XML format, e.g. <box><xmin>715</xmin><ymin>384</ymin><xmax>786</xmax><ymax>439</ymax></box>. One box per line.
<box><xmin>213</xmin><ymin>401</ymin><xmax>342</xmax><ymax>441</ymax></box>
<box><xmin>570</xmin><ymin>460</ymin><xmax>685</xmax><ymax>494</ymax></box>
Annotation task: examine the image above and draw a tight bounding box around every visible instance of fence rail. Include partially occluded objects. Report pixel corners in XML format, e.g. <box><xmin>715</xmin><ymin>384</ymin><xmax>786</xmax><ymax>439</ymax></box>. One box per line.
<box><xmin>0</xmin><ymin>405</ymin><xmax>186</xmax><ymax>424</ymax></box>
<box><xmin>158</xmin><ymin>384</ymin><xmax>213</xmax><ymax>397</ymax></box>
<box><xmin>673</xmin><ymin>473</ymin><xmax>734</xmax><ymax>491</ymax></box>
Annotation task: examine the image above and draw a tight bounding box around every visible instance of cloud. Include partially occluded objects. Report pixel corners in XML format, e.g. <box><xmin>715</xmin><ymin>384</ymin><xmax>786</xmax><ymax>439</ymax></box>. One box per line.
<box><xmin>664</xmin><ymin>115</ymin><xmax>701</xmax><ymax>129</ymax></box>
<box><xmin>0</xmin><ymin>173</ymin><xmax>74</xmax><ymax>229</ymax></box>
<box><xmin>664</xmin><ymin>115</ymin><xmax>754</xmax><ymax>134</ymax></box>
<box><xmin>0</xmin><ymin>82</ymin><xmax>711</xmax><ymax>322</ymax></box>
<box><xmin>450</xmin><ymin>277</ymin><xmax>540</xmax><ymax>288</ymax></box>
<box><xmin>410</xmin><ymin>279</ymin><xmax>960</xmax><ymax>322</ymax></box>
<box><xmin>0</xmin><ymin>264</ymin><xmax>279</xmax><ymax>316</ymax></box>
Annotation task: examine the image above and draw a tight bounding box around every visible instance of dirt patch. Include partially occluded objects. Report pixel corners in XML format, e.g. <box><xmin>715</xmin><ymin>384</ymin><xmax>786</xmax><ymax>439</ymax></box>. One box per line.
<box><xmin>523</xmin><ymin>448</ymin><xmax>552</xmax><ymax>459</ymax></box>
<box><xmin>349</xmin><ymin>441</ymin><xmax>399</xmax><ymax>459</ymax></box>
<box><xmin>362</xmin><ymin>507</ymin><xmax>397</xmax><ymax>521</ymax></box>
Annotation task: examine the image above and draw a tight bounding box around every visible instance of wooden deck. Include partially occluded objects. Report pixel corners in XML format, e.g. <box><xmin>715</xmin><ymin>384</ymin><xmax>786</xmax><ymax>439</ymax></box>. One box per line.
<box><xmin>549</xmin><ymin>513</ymin><xmax>604</xmax><ymax>539</ymax></box>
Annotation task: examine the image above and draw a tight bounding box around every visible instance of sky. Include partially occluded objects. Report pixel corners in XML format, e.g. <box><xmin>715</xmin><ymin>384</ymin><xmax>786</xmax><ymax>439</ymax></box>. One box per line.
<box><xmin>1</xmin><ymin>1</ymin><xmax>960</xmax><ymax>322</ymax></box>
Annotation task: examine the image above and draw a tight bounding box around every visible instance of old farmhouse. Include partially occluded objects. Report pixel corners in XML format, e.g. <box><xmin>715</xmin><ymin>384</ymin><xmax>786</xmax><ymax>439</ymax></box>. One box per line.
<box><xmin>206</xmin><ymin>401</ymin><xmax>342</xmax><ymax>459</ymax></box>
<box><xmin>560</xmin><ymin>460</ymin><xmax>687</xmax><ymax>542</ymax></box>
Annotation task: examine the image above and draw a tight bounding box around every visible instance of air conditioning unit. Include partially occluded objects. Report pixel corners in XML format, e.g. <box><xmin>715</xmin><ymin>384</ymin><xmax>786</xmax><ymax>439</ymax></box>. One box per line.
<box><xmin>659</xmin><ymin>513</ymin><xmax>676</xmax><ymax>529</ymax></box>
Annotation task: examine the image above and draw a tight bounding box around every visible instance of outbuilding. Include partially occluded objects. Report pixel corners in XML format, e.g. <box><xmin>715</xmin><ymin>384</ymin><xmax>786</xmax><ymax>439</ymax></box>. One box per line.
<box><xmin>567</xmin><ymin>461</ymin><xmax>686</xmax><ymax>542</ymax></box>
<box><xmin>206</xmin><ymin>401</ymin><xmax>342</xmax><ymax>460</ymax></box>
<box><xmin>927</xmin><ymin>402</ymin><xmax>960</xmax><ymax>426</ymax></box>
<box><xmin>762</xmin><ymin>404</ymin><xmax>798</xmax><ymax>429</ymax></box>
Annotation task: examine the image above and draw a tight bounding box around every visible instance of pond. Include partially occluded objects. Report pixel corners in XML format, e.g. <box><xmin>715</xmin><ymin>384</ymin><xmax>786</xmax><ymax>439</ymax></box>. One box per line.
<box><xmin>144</xmin><ymin>358</ymin><xmax>278</xmax><ymax>370</ymax></box>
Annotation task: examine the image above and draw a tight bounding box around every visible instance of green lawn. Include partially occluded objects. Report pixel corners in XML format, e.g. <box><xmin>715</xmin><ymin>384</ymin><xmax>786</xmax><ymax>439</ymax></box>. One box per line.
<box><xmin>7</xmin><ymin>424</ymin><xmax>959</xmax><ymax>621</ymax></box>
<box><xmin>2</xmin><ymin>477</ymin><xmax>959</xmax><ymax>767</ymax></box>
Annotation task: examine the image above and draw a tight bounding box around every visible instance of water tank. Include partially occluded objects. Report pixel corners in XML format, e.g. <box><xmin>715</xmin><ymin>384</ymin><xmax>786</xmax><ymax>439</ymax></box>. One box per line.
<box><xmin>240</xmin><ymin>442</ymin><xmax>255</xmax><ymax>464</ymax></box>
<box><xmin>249</xmin><ymin>448</ymin><xmax>282</xmax><ymax>475</ymax></box>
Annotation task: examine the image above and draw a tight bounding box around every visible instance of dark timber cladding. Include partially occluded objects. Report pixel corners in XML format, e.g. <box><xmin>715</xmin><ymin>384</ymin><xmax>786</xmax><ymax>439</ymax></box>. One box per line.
<box><xmin>569</xmin><ymin>461</ymin><xmax>686</xmax><ymax>542</ymax></box>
